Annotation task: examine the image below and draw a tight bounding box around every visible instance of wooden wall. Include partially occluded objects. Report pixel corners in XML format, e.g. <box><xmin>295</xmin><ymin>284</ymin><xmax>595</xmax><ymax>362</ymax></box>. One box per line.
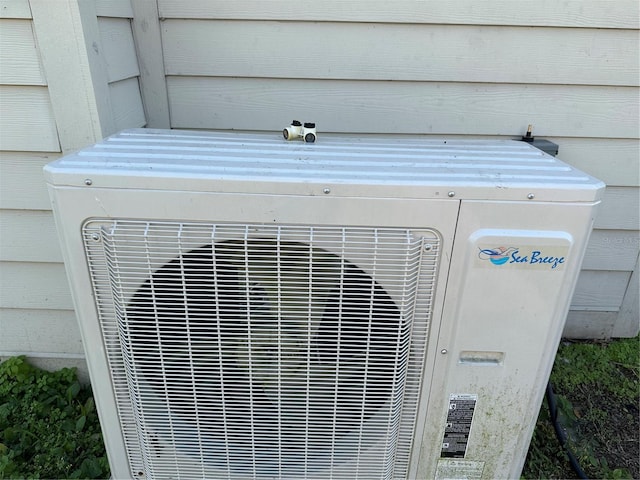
<box><xmin>0</xmin><ymin>0</ymin><xmax>637</xmax><ymax>377</ymax></box>
<box><xmin>0</xmin><ymin>0</ymin><xmax>145</xmax><ymax>378</ymax></box>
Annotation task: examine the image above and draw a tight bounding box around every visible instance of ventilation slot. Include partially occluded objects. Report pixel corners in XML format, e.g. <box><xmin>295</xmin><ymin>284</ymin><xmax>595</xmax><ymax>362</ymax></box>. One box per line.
<box><xmin>84</xmin><ymin>221</ymin><xmax>440</xmax><ymax>480</ymax></box>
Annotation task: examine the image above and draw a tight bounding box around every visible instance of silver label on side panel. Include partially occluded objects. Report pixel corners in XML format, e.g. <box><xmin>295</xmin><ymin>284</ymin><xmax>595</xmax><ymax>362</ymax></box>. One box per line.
<box><xmin>435</xmin><ymin>459</ymin><xmax>484</xmax><ymax>480</ymax></box>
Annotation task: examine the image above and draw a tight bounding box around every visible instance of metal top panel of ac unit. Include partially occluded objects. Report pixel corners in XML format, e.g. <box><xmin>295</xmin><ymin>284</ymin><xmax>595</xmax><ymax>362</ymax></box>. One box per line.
<box><xmin>44</xmin><ymin>128</ymin><xmax>605</xmax><ymax>203</ymax></box>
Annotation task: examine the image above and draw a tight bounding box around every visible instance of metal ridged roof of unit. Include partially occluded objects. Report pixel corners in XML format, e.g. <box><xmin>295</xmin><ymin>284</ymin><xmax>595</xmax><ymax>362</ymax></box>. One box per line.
<box><xmin>45</xmin><ymin>128</ymin><xmax>605</xmax><ymax>201</ymax></box>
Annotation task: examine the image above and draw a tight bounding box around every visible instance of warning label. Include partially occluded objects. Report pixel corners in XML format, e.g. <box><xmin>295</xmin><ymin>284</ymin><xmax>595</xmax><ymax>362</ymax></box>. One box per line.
<box><xmin>441</xmin><ymin>394</ymin><xmax>477</xmax><ymax>458</ymax></box>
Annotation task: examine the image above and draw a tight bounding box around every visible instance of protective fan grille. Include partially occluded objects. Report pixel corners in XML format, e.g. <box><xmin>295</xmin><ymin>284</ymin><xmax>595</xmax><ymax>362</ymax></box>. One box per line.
<box><xmin>83</xmin><ymin>221</ymin><xmax>440</xmax><ymax>480</ymax></box>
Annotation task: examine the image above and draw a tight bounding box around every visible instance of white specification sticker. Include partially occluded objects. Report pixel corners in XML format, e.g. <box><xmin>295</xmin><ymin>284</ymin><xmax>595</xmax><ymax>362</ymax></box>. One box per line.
<box><xmin>435</xmin><ymin>459</ymin><xmax>485</xmax><ymax>480</ymax></box>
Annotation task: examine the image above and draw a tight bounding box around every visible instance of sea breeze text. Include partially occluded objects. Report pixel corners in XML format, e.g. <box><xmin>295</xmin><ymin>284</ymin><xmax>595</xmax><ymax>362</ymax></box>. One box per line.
<box><xmin>510</xmin><ymin>250</ymin><xmax>565</xmax><ymax>269</ymax></box>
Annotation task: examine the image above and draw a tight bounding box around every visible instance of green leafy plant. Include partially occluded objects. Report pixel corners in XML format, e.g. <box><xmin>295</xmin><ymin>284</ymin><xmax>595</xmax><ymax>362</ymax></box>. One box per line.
<box><xmin>0</xmin><ymin>356</ymin><xmax>109</xmax><ymax>479</ymax></box>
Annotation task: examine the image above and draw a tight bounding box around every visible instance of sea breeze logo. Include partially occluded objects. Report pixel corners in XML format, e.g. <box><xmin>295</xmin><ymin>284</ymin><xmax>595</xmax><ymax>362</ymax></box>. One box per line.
<box><xmin>478</xmin><ymin>246</ymin><xmax>566</xmax><ymax>269</ymax></box>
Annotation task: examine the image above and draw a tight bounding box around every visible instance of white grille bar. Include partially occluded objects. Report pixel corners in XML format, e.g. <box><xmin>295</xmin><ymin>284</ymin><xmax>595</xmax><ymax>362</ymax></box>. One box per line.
<box><xmin>84</xmin><ymin>221</ymin><xmax>440</xmax><ymax>480</ymax></box>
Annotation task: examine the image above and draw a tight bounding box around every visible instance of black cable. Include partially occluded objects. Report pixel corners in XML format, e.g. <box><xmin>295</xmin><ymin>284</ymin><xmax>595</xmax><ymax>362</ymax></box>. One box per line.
<box><xmin>546</xmin><ymin>382</ymin><xmax>589</xmax><ymax>479</ymax></box>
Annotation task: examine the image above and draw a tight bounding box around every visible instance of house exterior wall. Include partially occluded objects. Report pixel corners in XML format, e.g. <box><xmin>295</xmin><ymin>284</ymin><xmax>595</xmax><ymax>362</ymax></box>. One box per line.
<box><xmin>0</xmin><ymin>0</ymin><xmax>145</xmax><ymax>378</ymax></box>
<box><xmin>0</xmin><ymin>0</ymin><xmax>637</xmax><ymax>376</ymax></box>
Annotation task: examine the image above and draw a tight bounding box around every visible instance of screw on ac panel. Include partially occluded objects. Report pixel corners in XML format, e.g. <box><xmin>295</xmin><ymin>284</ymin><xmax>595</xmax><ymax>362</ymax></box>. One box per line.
<box><xmin>91</xmin><ymin>233</ymin><xmax>100</xmax><ymax>242</ymax></box>
<box><xmin>447</xmin><ymin>191</ymin><xmax>455</xmax><ymax>198</ymax></box>
<box><xmin>323</xmin><ymin>188</ymin><xmax>331</xmax><ymax>194</ymax></box>
<box><xmin>424</xmin><ymin>244</ymin><xmax>433</xmax><ymax>252</ymax></box>
<box><xmin>84</xmin><ymin>179</ymin><xmax>92</xmax><ymax>186</ymax></box>
<box><xmin>527</xmin><ymin>193</ymin><xmax>535</xmax><ymax>200</ymax></box>
<box><xmin>441</xmin><ymin>349</ymin><xmax>448</xmax><ymax>355</ymax></box>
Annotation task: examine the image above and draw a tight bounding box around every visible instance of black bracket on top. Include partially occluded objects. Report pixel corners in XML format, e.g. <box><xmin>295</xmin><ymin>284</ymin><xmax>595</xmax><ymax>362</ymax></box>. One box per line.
<box><xmin>518</xmin><ymin>125</ymin><xmax>559</xmax><ymax>157</ymax></box>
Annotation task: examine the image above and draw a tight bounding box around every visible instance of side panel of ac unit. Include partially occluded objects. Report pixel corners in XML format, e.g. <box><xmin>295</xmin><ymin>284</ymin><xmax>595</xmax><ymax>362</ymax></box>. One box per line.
<box><xmin>411</xmin><ymin>199</ymin><xmax>598</xmax><ymax>480</ymax></box>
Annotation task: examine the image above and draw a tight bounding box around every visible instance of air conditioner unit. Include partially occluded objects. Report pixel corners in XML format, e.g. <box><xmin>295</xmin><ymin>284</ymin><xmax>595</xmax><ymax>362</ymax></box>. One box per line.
<box><xmin>44</xmin><ymin>129</ymin><xmax>604</xmax><ymax>480</ymax></box>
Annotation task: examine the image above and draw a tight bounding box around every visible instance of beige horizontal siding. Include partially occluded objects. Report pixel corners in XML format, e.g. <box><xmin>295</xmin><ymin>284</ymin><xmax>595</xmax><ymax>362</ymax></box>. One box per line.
<box><xmin>167</xmin><ymin>77</ymin><xmax>639</xmax><ymax>138</ymax></box>
<box><xmin>0</xmin><ymin>19</ymin><xmax>46</xmax><ymax>85</ymax></box>
<box><xmin>0</xmin><ymin>262</ymin><xmax>72</xmax><ymax>310</ymax></box>
<box><xmin>595</xmin><ymin>187</ymin><xmax>640</xmax><ymax>230</ymax></box>
<box><xmin>0</xmin><ymin>0</ymin><xmax>31</xmax><ymax>19</ymax></box>
<box><xmin>582</xmin><ymin>230</ymin><xmax>640</xmax><ymax>271</ymax></box>
<box><xmin>157</xmin><ymin>0</ymin><xmax>640</xmax><ymax>29</ymax></box>
<box><xmin>0</xmin><ymin>0</ymin><xmax>139</xmax><ymax>375</ymax></box>
<box><xmin>549</xmin><ymin>138</ymin><xmax>639</xmax><ymax>187</ymax></box>
<box><xmin>0</xmin><ymin>86</ymin><xmax>60</xmax><ymax>151</ymax></box>
<box><xmin>95</xmin><ymin>0</ymin><xmax>133</xmax><ymax>18</ymax></box>
<box><xmin>98</xmin><ymin>16</ymin><xmax>139</xmax><ymax>82</ymax></box>
<box><xmin>0</xmin><ymin>308</ymin><xmax>82</xmax><ymax>354</ymax></box>
<box><xmin>0</xmin><ymin>210</ymin><xmax>61</xmax><ymax>262</ymax></box>
<box><xmin>614</xmin><ymin>260</ymin><xmax>639</xmax><ymax>337</ymax></box>
<box><xmin>564</xmin><ymin>311</ymin><xmax>618</xmax><ymax>339</ymax></box>
<box><xmin>109</xmin><ymin>76</ymin><xmax>146</xmax><ymax>130</ymax></box>
<box><xmin>96</xmin><ymin>15</ymin><xmax>146</xmax><ymax>132</ymax></box>
<box><xmin>0</xmin><ymin>151</ymin><xmax>58</xmax><ymax>210</ymax></box>
<box><xmin>570</xmin><ymin>270</ymin><xmax>631</xmax><ymax>311</ymax></box>
<box><xmin>163</xmin><ymin>20</ymin><xmax>639</xmax><ymax>86</ymax></box>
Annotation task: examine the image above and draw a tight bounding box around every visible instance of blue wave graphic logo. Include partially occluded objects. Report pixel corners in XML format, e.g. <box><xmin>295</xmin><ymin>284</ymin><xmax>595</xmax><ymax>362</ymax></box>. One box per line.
<box><xmin>478</xmin><ymin>247</ymin><xmax>517</xmax><ymax>266</ymax></box>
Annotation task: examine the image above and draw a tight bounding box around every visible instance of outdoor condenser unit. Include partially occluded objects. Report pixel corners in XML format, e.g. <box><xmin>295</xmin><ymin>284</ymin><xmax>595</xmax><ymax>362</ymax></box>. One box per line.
<box><xmin>44</xmin><ymin>129</ymin><xmax>604</xmax><ymax>480</ymax></box>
